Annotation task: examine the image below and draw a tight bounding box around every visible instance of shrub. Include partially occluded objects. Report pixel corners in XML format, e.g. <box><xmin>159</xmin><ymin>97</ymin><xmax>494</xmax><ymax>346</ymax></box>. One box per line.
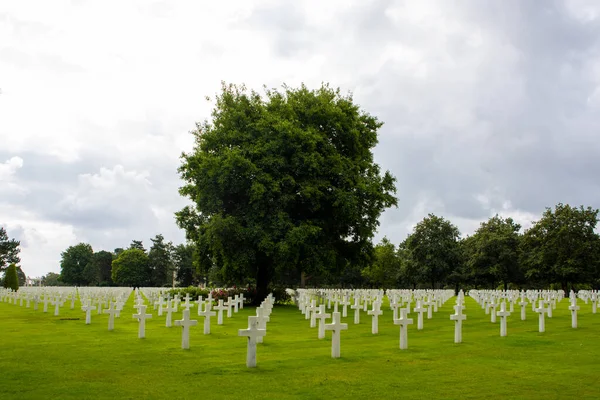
<box><xmin>3</xmin><ymin>263</ymin><xmax>19</xmax><ymax>291</ymax></box>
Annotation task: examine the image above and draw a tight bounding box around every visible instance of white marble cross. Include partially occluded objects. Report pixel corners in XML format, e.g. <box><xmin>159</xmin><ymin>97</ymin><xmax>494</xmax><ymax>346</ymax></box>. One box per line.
<box><xmin>164</xmin><ymin>299</ymin><xmax>176</xmax><ymax>328</ymax></box>
<box><xmin>535</xmin><ymin>300</ymin><xmax>547</xmax><ymax>333</ymax></box>
<box><xmin>367</xmin><ymin>301</ymin><xmax>383</xmax><ymax>334</ymax></box>
<box><xmin>104</xmin><ymin>303</ymin><xmax>119</xmax><ymax>331</ymax></box>
<box><xmin>350</xmin><ymin>298</ymin><xmax>361</xmax><ymax>324</ymax></box>
<box><xmin>496</xmin><ymin>302</ymin><xmax>510</xmax><ymax>337</ymax></box>
<box><xmin>424</xmin><ymin>297</ymin><xmax>434</xmax><ymax>319</ymax></box>
<box><xmin>569</xmin><ymin>297</ymin><xmax>580</xmax><ymax>328</ymax></box>
<box><xmin>224</xmin><ymin>297</ymin><xmax>234</xmax><ymax>318</ymax></box>
<box><xmin>81</xmin><ymin>303</ymin><xmax>95</xmax><ymax>325</ymax></box>
<box><xmin>489</xmin><ymin>298</ymin><xmax>497</xmax><ymax>323</ymax></box>
<box><xmin>43</xmin><ymin>295</ymin><xmax>50</xmax><ymax>313</ymax></box>
<box><xmin>414</xmin><ymin>300</ymin><xmax>427</xmax><ymax>330</ymax></box>
<box><xmin>450</xmin><ymin>304</ymin><xmax>466</xmax><ymax>343</ymax></box>
<box><xmin>133</xmin><ymin>305</ymin><xmax>153</xmax><ymax>339</ymax></box>
<box><xmin>52</xmin><ymin>297</ymin><xmax>61</xmax><ymax>316</ymax></box>
<box><xmin>174</xmin><ymin>308</ymin><xmax>198</xmax><ymax>349</ymax></box>
<box><xmin>315</xmin><ymin>304</ymin><xmax>331</xmax><ymax>339</ymax></box>
<box><xmin>214</xmin><ymin>299</ymin><xmax>228</xmax><ymax>325</ymax></box>
<box><xmin>324</xmin><ymin>311</ymin><xmax>348</xmax><ymax>358</ymax></box>
<box><xmin>238</xmin><ymin>316</ymin><xmax>266</xmax><ymax>368</ymax></box>
<box><xmin>308</xmin><ymin>300</ymin><xmax>318</xmax><ymax>328</ymax></box>
<box><xmin>198</xmin><ymin>301</ymin><xmax>216</xmax><ymax>334</ymax></box>
<box><xmin>394</xmin><ymin>307</ymin><xmax>413</xmax><ymax>349</ymax></box>
<box><xmin>340</xmin><ymin>295</ymin><xmax>350</xmax><ymax>318</ymax></box>
<box><xmin>195</xmin><ymin>296</ymin><xmax>204</xmax><ymax>316</ymax></box>
<box><xmin>238</xmin><ymin>293</ymin><xmax>245</xmax><ymax>309</ymax></box>
<box><xmin>233</xmin><ymin>295</ymin><xmax>240</xmax><ymax>313</ymax></box>
<box><xmin>256</xmin><ymin>306</ymin><xmax>270</xmax><ymax>343</ymax></box>
<box><xmin>518</xmin><ymin>298</ymin><xmax>528</xmax><ymax>321</ymax></box>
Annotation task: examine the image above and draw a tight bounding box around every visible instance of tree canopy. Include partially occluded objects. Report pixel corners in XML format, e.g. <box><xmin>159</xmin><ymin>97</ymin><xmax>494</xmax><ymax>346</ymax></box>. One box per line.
<box><xmin>403</xmin><ymin>214</ymin><xmax>461</xmax><ymax>289</ymax></box>
<box><xmin>520</xmin><ymin>203</ymin><xmax>600</xmax><ymax>291</ymax></box>
<box><xmin>176</xmin><ymin>82</ymin><xmax>397</xmax><ymax>300</ymax></box>
<box><xmin>0</xmin><ymin>227</ymin><xmax>20</xmax><ymax>272</ymax></box>
<box><xmin>111</xmin><ymin>248</ymin><xmax>150</xmax><ymax>287</ymax></box>
<box><xmin>60</xmin><ymin>243</ymin><xmax>94</xmax><ymax>286</ymax></box>
<box><xmin>463</xmin><ymin>215</ymin><xmax>522</xmax><ymax>290</ymax></box>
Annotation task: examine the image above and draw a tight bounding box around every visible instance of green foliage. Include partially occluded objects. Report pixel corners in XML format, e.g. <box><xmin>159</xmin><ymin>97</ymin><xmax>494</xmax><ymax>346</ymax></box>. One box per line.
<box><xmin>111</xmin><ymin>249</ymin><xmax>150</xmax><ymax>287</ymax></box>
<box><xmin>173</xmin><ymin>243</ymin><xmax>198</xmax><ymax>287</ymax></box>
<box><xmin>520</xmin><ymin>203</ymin><xmax>600</xmax><ymax>291</ymax></box>
<box><xmin>403</xmin><ymin>214</ymin><xmax>461</xmax><ymax>288</ymax></box>
<box><xmin>176</xmin><ymin>82</ymin><xmax>397</xmax><ymax>301</ymax></box>
<box><xmin>129</xmin><ymin>240</ymin><xmax>146</xmax><ymax>253</ymax></box>
<box><xmin>361</xmin><ymin>237</ymin><xmax>400</xmax><ymax>288</ymax></box>
<box><xmin>148</xmin><ymin>234</ymin><xmax>174</xmax><ymax>287</ymax></box>
<box><xmin>15</xmin><ymin>266</ymin><xmax>26</xmax><ymax>287</ymax></box>
<box><xmin>60</xmin><ymin>243</ymin><xmax>94</xmax><ymax>286</ymax></box>
<box><xmin>83</xmin><ymin>251</ymin><xmax>114</xmax><ymax>286</ymax></box>
<box><xmin>3</xmin><ymin>263</ymin><xmax>19</xmax><ymax>291</ymax></box>
<box><xmin>463</xmin><ymin>215</ymin><xmax>523</xmax><ymax>289</ymax></box>
<box><xmin>41</xmin><ymin>272</ymin><xmax>62</xmax><ymax>286</ymax></box>
<box><xmin>0</xmin><ymin>227</ymin><xmax>20</xmax><ymax>272</ymax></box>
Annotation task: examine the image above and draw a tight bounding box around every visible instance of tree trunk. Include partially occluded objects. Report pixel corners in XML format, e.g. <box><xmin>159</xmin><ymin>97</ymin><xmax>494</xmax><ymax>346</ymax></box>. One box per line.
<box><xmin>300</xmin><ymin>271</ymin><xmax>307</xmax><ymax>288</ymax></box>
<box><xmin>504</xmin><ymin>281</ymin><xmax>508</xmax><ymax>291</ymax></box>
<box><xmin>254</xmin><ymin>258</ymin><xmax>272</xmax><ymax>306</ymax></box>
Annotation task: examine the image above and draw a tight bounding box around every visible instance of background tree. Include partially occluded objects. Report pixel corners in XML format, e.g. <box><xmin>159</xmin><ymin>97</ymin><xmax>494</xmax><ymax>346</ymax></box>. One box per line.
<box><xmin>148</xmin><ymin>234</ymin><xmax>174</xmax><ymax>287</ymax></box>
<box><xmin>60</xmin><ymin>243</ymin><xmax>94</xmax><ymax>285</ymax></box>
<box><xmin>463</xmin><ymin>215</ymin><xmax>523</xmax><ymax>290</ymax></box>
<box><xmin>83</xmin><ymin>250</ymin><xmax>114</xmax><ymax>286</ymax></box>
<box><xmin>361</xmin><ymin>237</ymin><xmax>400</xmax><ymax>288</ymax></box>
<box><xmin>41</xmin><ymin>272</ymin><xmax>62</xmax><ymax>286</ymax></box>
<box><xmin>176</xmin><ymin>83</ymin><xmax>397</xmax><ymax>301</ymax></box>
<box><xmin>3</xmin><ymin>263</ymin><xmax>19</xmax><ymax>290</ymax></box>
<box><xmin>111</xmin><ymin>248</ymin><xmax>150</xmax><ymax>287</ymax></box>
<box><xmin>173</xmin><ymin>243</ymin><xmax>198</xmax><ymax>287</ymax></box>
<box><xmin>520</xmin><ymin>203</ymin><xmax>600</xmax><ymax>291</ymax></box>
<box><xmin>129</xmin><ymin>240</ymin><xmax>146</xmax><ymax>253</ymax></box>
<box><xmin>0</xmin><ymin>227</ymin><xmax>20</xmax><ymax>272</ymax></box>
<box><xmin>16</xmin><ymin>266</ymin><xmax>26</xmax><ymax>287</ymax></box>
<box><xmin>403</xmin><ymin>214</ymin><xmax>461</xmax><ymax>289</ymax></box>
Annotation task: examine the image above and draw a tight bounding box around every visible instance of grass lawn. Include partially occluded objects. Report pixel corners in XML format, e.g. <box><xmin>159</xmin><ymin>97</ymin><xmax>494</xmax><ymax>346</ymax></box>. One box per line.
<box><xmin>1</xmin><ymin>294</ymin><xmax>599</xmax><ymax>399</ymax></box>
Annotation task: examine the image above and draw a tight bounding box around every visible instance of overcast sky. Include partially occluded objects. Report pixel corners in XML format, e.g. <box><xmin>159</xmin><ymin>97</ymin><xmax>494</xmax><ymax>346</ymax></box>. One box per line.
<box><xmin>2</xmin><ymin>0</ymin><xmax>600</xmax><ymax>278</ymax></box>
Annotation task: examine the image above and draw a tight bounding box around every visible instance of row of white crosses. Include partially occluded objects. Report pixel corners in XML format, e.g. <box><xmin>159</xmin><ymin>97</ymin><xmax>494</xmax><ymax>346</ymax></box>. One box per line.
<box><xmin>238</xmin><ymin>295</ymin><xmax>275</xmax><ymax>367</ymax></box>
<box><xmin>469</xmin><ymin>289</ymin><xmax>597</xmax><ymax>334</ymax></box>
<box><xmin>296</xmin><ymin>289</ymin><xmax>454</xmax><ymax>357</ymax></box>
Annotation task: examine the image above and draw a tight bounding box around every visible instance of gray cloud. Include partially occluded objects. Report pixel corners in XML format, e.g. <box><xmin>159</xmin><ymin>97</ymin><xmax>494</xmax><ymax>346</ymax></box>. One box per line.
<box><xmin>2</xmin><ymin>0</ymin><xmax>600</xmax><ymax>276</ymax></box>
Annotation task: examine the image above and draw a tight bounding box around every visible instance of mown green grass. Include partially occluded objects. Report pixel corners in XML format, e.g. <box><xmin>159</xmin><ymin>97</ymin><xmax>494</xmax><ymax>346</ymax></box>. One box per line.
<box><xmin>1</xmin><ymin>295</ymin><xmax>599</xmax><ymax>399</ymax></box>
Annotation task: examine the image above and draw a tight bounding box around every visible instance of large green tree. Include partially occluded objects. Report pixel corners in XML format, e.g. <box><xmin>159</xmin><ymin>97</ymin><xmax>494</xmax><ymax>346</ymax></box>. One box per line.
<box><xmin>520</xmin><ymin>203</ymin><xmax>600</xmax><ymax>291</ymax></box>
<box><xmin>176</xmin><ymin>83</ymin><xmax>397</xmax><ymax>301</ymax></box>
<box><xmin>463</xmin><ymin>215</ymin><xmax>523</xmax><ymax>290</ymax></box>
<box><xmin>403</xmin><ymin>214</ymin><xmax>461</xmax><ymax>289</ymax></box>
<box><xmin>111</xmin><ymin>248</ymin><xmax>150</xmax><ymax>287</ymax></box>
<box><xmin>0</xmin><ymin>227</ymin><xmax>20</xmax><ymax>272</ymax></box>
<box><xmin>3</xmin><ymin>263</ymin><xmax>19</xmax><ymax>291</ymax></box>
<box><xmin>148</xmin><ymin>234</ymin><xmax>174</xmax><ymax>287</ymax></box>
<box><xmin>60</xmin><ymin>243</ymin><xmax>94</xmax><ymax>285</ymax></box>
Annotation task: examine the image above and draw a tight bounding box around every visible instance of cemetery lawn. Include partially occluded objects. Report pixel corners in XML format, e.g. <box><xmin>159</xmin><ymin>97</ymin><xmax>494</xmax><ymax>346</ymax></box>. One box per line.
<box><xmin>1</xmin><ymin>297</ymin><xmax>599</xmax><ymax>400</ymax></box>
